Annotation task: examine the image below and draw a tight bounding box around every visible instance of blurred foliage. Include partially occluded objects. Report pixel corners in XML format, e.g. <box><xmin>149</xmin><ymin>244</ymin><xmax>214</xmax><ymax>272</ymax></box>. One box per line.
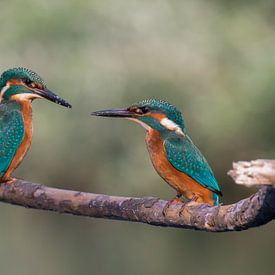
<box><xmin>0</xmin><ymin>0</ymin><xmax>275</xmax><ymax>274</ymax></box>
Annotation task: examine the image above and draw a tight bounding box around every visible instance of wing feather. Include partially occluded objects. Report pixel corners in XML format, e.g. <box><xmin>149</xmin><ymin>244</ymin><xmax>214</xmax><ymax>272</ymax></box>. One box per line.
<box><xmin>0</xmin><ymin>103</ymin><xmax>24</xmax><ymax>177</ymax></box>
<box><xmin>164</xmin><ymin>136</ymin><xmax>222</xmax><ymax>195</ymax></box>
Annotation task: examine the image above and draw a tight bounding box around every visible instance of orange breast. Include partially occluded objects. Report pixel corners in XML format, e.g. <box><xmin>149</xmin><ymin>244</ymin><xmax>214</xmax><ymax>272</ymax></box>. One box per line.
<box><xmin>145</xmin><ymin>129</ymin><xmax>215</xmax><ymax>205</ymax></box>
<box><xmin>2</xmin><ymin>100</ymin><xmax>33</xmax><ymax>180</ymax></box>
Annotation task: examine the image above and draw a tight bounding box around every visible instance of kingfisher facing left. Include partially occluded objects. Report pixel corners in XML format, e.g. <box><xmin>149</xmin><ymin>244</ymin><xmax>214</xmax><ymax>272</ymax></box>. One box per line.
<box><xmin>0</xmin><ymin>67</ymin><xmax>71</xmax><ymax>183</ymax></box>
<box><xmin>91</xmin><ymin>99</ymin><xmax>222</xmax><ymax>208</ymax></box>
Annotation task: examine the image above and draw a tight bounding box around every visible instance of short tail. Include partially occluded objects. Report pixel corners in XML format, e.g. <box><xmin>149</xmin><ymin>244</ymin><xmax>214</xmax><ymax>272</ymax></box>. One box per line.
<box><xmin>213</xmin><ymin>193</ymin><xmax>220</xmax><ymax>206</ymax></box>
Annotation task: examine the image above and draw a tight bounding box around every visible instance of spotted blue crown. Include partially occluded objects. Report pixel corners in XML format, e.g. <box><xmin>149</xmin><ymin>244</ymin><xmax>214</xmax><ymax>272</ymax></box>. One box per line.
<box><xmin>0</xmin><ymin>67</ymin><xmax>46</xmax><ymax>90</ymax></box>
<box><xmin>133</xmin><ymin>99</ymin><xmax>185</xmax><ymax>130</ymax></box>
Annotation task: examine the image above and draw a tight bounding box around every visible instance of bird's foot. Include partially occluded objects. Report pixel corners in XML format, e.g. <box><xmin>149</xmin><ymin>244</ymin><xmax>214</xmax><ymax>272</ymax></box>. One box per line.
<box><xmin>188</xmin><ymin>195</ymin><xmax>201</xmax><ymax>205</ymax></box>
<box><xmin>178</xmin><ymin>202</ymin><xmax>189</xmax><ymax>216</ymax></box>
<box><xmin>178</xmin><ymin>196</ymin><xmax>201</xmax><ymax>216</ymax></box>
<box><xmin>4</xmin><ymin>177</ymin><xmax>16</xmax><ymax>184</ymax></box>
<box><xmin>162</xmin><ymin>196</ymin><xmax>182</xmax><ymax>216</ymax></box>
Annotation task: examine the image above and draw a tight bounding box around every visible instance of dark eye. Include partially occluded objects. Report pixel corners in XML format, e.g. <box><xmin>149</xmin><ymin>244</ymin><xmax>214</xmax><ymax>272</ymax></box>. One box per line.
<box><xmin>134</xmin><ymin>106</ymin><xmax>149</xmax><ymax>114</ymax></box>
<box><xmin>24</xmin><ymin>78</ymin><xmax>33</xmax><ymax>85</ymax></box>
<box><xmin>141</xmin><ymin>106</ymin><xmax>149</xmax><ymax>113</ymax></box>
<box><xmin>135</xmin><ymin>108</ymin><xmax>143</xmax><ymax>114</ymax></box>
<box><xmin>128</xmin><ymin>105</ymin><xmax>150</xmax><ymax>115</ymax></box>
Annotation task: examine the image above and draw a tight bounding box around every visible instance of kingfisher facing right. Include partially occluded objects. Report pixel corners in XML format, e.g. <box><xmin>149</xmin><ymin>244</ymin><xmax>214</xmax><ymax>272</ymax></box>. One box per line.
<box><xmin>91</xmin><ymin>99</ymin><xmax>222</xmax><ymax>207</ymax></box>
<box><xmin>0</xmin><ymin>67</ymin><xmax>71</xmax><ymax>183</ymax></box>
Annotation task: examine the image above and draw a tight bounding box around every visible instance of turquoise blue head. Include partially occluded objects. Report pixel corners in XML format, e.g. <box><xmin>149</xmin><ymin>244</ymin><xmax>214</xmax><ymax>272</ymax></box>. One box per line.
<box><xmin>0</xmin><ymin>67</ymin><xmax>71</xmax><ymax>107</ymax></box>
<box><xmin>91</xmin><ymin>99</ymin><xmax>185</xmax><ymax>136</ymax></box>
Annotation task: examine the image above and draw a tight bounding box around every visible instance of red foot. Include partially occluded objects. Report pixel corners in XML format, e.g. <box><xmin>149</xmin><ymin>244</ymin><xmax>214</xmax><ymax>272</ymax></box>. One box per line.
<box><xmin>4</xmin><ymin>178</ymin><xmax>16</xmax><ymax>184</ymax></box>
<box><xmin>178</xmin><ymin>195</ymin><xmax>205</xmax><ymax>216</ymax></box>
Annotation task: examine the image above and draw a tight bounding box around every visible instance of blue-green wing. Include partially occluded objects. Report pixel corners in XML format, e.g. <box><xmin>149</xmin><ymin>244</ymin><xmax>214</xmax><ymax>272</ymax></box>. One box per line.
<box><xmin>164</xmin><ymin>136</ymin><xmax>222</xmax><ymax>195</ymax></box>
<box><xmin>0</xmin><ymin>103</ymin><xmax>24</xmax><ymax>177</ymax></box>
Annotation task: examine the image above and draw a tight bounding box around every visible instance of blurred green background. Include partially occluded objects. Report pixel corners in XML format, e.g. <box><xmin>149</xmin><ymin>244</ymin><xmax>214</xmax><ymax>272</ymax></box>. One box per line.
<box><xmin>0</xmin><ymin>0</ymin><xmax>275</xmax><ymax>274</ymax></box>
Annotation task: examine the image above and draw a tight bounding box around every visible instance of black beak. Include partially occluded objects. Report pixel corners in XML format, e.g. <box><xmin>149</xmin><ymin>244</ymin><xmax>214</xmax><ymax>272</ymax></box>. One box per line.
<box><xmin>91</xmin><ymin>108</ymin><xmax>134</xmax><ymax>118</ymax></box>
<box><xmin>34</xmin><ymin>88</ymin><xmax>72</xmax><ymax>108</ymax></box>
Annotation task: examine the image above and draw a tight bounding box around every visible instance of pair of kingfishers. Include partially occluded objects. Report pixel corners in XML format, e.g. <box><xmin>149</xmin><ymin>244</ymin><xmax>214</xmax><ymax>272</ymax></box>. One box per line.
<box><xmin>0</xmin><ymin>67</ymin><xmax>222</xmax><ymax>208</ymax></box>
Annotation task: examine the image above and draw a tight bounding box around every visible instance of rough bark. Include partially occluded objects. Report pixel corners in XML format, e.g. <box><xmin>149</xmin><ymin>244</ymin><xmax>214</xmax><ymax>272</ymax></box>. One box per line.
<box><xmin>0</xmin><ymin>159</ymin><xmax>275</xmax><ymax>232</ymax></box>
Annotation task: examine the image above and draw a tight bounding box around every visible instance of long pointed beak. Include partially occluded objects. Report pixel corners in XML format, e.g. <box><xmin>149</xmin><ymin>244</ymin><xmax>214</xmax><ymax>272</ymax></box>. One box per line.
<box><xmin>33</xmin><ymin>88</ymin><xmax>72</xmax><ymax>108</ymax></box>
<box><xmin>91</xmin><ymin>108</ymin><xmax>134</xmax><ymax>118</ymax></box>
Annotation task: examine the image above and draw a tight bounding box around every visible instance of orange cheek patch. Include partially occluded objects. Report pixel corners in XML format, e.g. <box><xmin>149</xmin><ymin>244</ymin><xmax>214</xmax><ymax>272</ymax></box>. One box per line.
<box><xmin>35</xmin><ymin>83</ymin><xmax>43</xmax><ymax>90</ymax></box>
<box><xmin>7</xmin><ymin>79</ymin><xmax>24</xmax><ymax>86</ymax></box>
<box><xmin>8</xmin><ymin>79</ymin><xmax>32</xmax><ymax>92</ymax></box>
<box><xmin>144</xmin><ymin>112</ymin><xmax>166</xmax><ymax>122</ymax></box>
<box><xmin>129</xmin><ymin>112</ymin><xmax>167</xmax><ymax>131</ymax></box>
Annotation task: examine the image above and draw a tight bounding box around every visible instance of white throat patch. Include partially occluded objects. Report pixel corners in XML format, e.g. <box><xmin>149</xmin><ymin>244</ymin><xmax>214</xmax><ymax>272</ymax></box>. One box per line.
<box><xmin>128</xmin><ymin>118</ymin><xmax>151</xmax><ymax>130</ymax></box>
<box><xmin>0</xmin><ymin>83</ymin><xmax>10</xmax><ymax>103</ymax></box>
<box><xmin>160</xmin><ymin>117</ymin><xmax>185</xmax><ymax>136</ymax></box>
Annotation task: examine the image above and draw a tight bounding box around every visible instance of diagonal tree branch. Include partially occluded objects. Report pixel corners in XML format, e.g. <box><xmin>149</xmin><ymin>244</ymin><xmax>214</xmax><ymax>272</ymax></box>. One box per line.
<box><xmin>228</xmin><ymin>159</ymin><xmax>275</xmax><ymax>187</ymax></box>
<box><xmin>0</xmin><ymin>159</ymin><xmax>275</xmax><ymax>232</ymax></box>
